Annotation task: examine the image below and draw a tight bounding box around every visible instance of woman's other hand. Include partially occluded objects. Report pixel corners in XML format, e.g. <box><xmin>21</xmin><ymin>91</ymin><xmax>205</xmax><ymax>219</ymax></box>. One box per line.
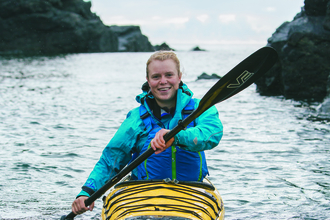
<box><xmin>71</xmin><ymin>196</ymin><xmax>94</xmax><ymax>215</ymax></box>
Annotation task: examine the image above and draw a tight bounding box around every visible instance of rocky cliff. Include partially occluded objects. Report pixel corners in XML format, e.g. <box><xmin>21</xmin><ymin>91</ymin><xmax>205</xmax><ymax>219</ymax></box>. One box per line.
<box><xmin>256</xmin><ymin>0</ymin><xmax>330</xmax><ymax>106</ymax></box>
<box><xmin>109</xmin><ymin>25</ymin><xmax>154</xmax><ymax>52</ymax></box>
<box><xmin>0</xmin><ymin>0</ymin><xmax>153</xmax><ymax>55</ymax></box>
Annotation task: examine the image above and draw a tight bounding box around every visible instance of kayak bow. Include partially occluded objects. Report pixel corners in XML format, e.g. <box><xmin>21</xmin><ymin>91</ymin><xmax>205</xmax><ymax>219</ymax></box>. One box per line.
<box><xmin>102</xmin><ymin>177</ymin><xmax>225</xmax><ymax>220</ymax></box>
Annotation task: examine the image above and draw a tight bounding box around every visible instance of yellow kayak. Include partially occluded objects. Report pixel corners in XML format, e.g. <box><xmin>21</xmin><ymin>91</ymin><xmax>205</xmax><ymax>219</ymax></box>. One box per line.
<box><xmin>102</xmin><ymin>177</ymin><xmax>224</xmax><ymax>220</ymax></box>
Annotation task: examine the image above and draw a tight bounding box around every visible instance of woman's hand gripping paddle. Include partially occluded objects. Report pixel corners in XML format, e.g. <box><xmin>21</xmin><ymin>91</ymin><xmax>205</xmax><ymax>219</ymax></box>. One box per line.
<box><xmin>61</xmin><ymin>46</ymin><xmax>278</xmax><ymax>220</ymax></box>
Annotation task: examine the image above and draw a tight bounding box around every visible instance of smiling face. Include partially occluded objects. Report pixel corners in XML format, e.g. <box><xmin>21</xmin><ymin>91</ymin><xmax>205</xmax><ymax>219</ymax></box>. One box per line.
<box><xmin>147</xmin><ymin>59</ymin><xmax>182</xmax><ymax>109</ymax></box>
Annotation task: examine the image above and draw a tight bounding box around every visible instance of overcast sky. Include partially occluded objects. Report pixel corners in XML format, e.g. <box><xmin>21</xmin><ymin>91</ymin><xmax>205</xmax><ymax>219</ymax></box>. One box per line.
<box><xmin>86</xmin><ymin>0</ymin><xmax>305</xmax><ymax>49</ymax></box>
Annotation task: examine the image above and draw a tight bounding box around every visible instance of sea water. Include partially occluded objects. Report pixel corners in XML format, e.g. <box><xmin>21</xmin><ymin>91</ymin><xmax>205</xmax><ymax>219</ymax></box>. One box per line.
<box><xmin>0</xmin><ymin>45</ymin><xmax>329</xmax><ymax>220</ymax></box>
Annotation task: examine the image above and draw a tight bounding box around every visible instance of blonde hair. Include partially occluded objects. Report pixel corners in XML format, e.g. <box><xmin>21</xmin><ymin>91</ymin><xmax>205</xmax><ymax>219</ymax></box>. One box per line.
<box><xmin>146</xmin><ymin>51</ymin><xmax>181</xmax><ymax>78</ymax></box>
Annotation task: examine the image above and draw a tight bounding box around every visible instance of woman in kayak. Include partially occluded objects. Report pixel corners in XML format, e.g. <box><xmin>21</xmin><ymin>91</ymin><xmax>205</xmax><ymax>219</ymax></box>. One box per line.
<box><xmin>71</xmin><ymin>51</ymin><xmax>223</xmax><ymax>215</ymax></box>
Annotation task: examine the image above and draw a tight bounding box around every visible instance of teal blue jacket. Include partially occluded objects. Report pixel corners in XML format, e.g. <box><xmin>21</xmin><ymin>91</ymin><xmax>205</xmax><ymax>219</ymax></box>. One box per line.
<box><xmin>77</xmin><ymin>83</ymin><xmax>223</xmax><ymax>197</ymax></box>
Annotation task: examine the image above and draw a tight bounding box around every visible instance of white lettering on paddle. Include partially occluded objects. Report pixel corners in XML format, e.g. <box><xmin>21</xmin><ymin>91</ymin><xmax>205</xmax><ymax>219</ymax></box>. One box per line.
<box><xmin>227</xmin><ymin>70</ymin><xmax>254</xmax><ymax>89</ymax></box>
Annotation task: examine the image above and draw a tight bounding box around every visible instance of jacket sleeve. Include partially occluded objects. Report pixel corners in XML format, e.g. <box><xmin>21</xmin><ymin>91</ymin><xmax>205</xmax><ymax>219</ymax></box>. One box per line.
<box><xmin>77</xmin><ymin>108</ymin><xmax>144</xmax><ymax>197</ymax></box>
<box><xmin>174</xmin><ymin>101</ymin><xmax>223</xmax><ymax>152</ymax></box>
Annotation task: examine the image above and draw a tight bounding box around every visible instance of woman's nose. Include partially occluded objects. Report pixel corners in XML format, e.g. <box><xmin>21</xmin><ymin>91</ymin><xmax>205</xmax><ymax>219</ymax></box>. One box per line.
<box><xmin>160</xmin><ymin>76</ymin><xmax>167</xmax><ymax>84</ymax></box>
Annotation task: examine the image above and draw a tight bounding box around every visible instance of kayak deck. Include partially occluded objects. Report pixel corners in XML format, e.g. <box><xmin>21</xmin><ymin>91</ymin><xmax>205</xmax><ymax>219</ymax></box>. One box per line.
<box><xmin>102</xmin><ymin>178</ymin><xmax>224</xmax><ymax>220</ymax></box>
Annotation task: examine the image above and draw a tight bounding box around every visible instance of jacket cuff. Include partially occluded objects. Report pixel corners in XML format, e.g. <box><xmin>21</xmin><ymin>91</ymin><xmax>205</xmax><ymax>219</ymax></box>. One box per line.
<box><xmin>76</xmin><ymin>186</ymin><xmax>95</xmax><ymax>198</ymax></box>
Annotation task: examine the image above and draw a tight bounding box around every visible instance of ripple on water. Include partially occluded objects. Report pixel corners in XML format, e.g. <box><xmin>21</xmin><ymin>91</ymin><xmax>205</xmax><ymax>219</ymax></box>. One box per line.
<box><xmin>40</xmin><ymin>152</ymin><xmax>80</xmax><ymax>158</ymax></box>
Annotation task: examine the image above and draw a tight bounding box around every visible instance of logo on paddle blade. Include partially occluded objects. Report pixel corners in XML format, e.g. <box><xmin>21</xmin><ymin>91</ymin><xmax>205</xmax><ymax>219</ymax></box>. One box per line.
<box><xmin>227</xmin><ymin>70</ymin><xmax>254</xmax><ymax>88</ymax></box>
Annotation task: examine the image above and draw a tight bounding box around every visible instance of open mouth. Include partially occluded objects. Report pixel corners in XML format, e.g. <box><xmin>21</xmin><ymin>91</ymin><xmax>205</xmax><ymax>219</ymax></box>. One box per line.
<box><xmin>158</xmin><ymin>87</ymin><xmax>171</xmax><ymax>92</ymax></box>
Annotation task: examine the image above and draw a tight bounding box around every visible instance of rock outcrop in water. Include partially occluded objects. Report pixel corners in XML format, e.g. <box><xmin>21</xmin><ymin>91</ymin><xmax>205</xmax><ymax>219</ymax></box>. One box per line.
<box><xmin>109</xmin><ymin>25</ymin><xmax>154</xmax><ymax>52</ymax></box>
<box><xmin>256</xmin><ymin>0</ymin><xmax>330</xmax><ymax>105</ymax></box>
<box><xmin>191</xmin><ymin>46</ymin><xmax>206</xmax><ymax>51</ymax></box>
<box><xmin>154</xmin><ymin>42</ymin><xmax>175</xmax><ymax>51</ymax></box>
<box><xmin>197</xmin><ymin>73</ymin><xmax>221</xmax><ymax>80</ymax></box>
<box><xmin>0</xmin><ymin>0</ymin><xmax>153</xmax><ymax>55</ymax></box>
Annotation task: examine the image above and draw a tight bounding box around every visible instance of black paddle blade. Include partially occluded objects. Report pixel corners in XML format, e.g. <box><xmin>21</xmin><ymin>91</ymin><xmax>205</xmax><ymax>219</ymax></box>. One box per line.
<box><xmin>197</xmin><ymin>46</ymin><xmax>278</xmax><ymax>114</ymax></box>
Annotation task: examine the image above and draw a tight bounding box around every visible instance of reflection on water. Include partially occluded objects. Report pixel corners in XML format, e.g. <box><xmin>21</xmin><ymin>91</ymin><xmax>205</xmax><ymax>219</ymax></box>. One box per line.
<box><xmin>0</xmin><ymin>46</ymin><xmax>329</xmax><ymax>219</ymax></box>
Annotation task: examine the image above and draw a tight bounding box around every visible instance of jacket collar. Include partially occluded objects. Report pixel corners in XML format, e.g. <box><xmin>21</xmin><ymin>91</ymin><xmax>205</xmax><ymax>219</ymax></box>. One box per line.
<box><xmin>136</xmin><ymin>82</ymin><xmax>194</xmax><ymax>116</ymax></box>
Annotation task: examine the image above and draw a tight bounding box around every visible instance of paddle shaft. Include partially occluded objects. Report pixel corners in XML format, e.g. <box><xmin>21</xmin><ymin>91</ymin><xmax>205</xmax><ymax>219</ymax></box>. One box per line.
<box><xmin>61</xmin><ymin>46</ymin><xmax>278</xmax><ymax>220</ymax></box>
<box><xmin>62</xmin><ymin>112</ymin><xmax>195</xmax><ymax>220</ymax></box>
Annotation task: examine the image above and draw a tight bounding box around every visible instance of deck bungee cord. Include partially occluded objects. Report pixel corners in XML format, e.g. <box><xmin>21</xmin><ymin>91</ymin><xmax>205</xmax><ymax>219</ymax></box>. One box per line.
<box><xmin>111</xmin><ymin>206</ymin><xmax>205</xmax><ymax>220</ymax></box>
<box><xmin>105</xmin><ymin>181</ymin><xmax>219</xmax><ymax>205</ymax></box>
<box><xmin>102</xmin><ymin>181</ymin><xmax>222</xmax><ymax>220</ymax></box>
<box><xmin>104</xmin><ymin>181</ymin><xmax>220</xmax><ymax>208</ymax></box>
<box><xmin>106</xmin><ymin>203</ymin><xmax>216</xmax><ymax>220</ymax></box>
<box><xmin>105</xmin><ymin>193</ymin><xmax>219</xmax><ymax>215</ymax></box>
